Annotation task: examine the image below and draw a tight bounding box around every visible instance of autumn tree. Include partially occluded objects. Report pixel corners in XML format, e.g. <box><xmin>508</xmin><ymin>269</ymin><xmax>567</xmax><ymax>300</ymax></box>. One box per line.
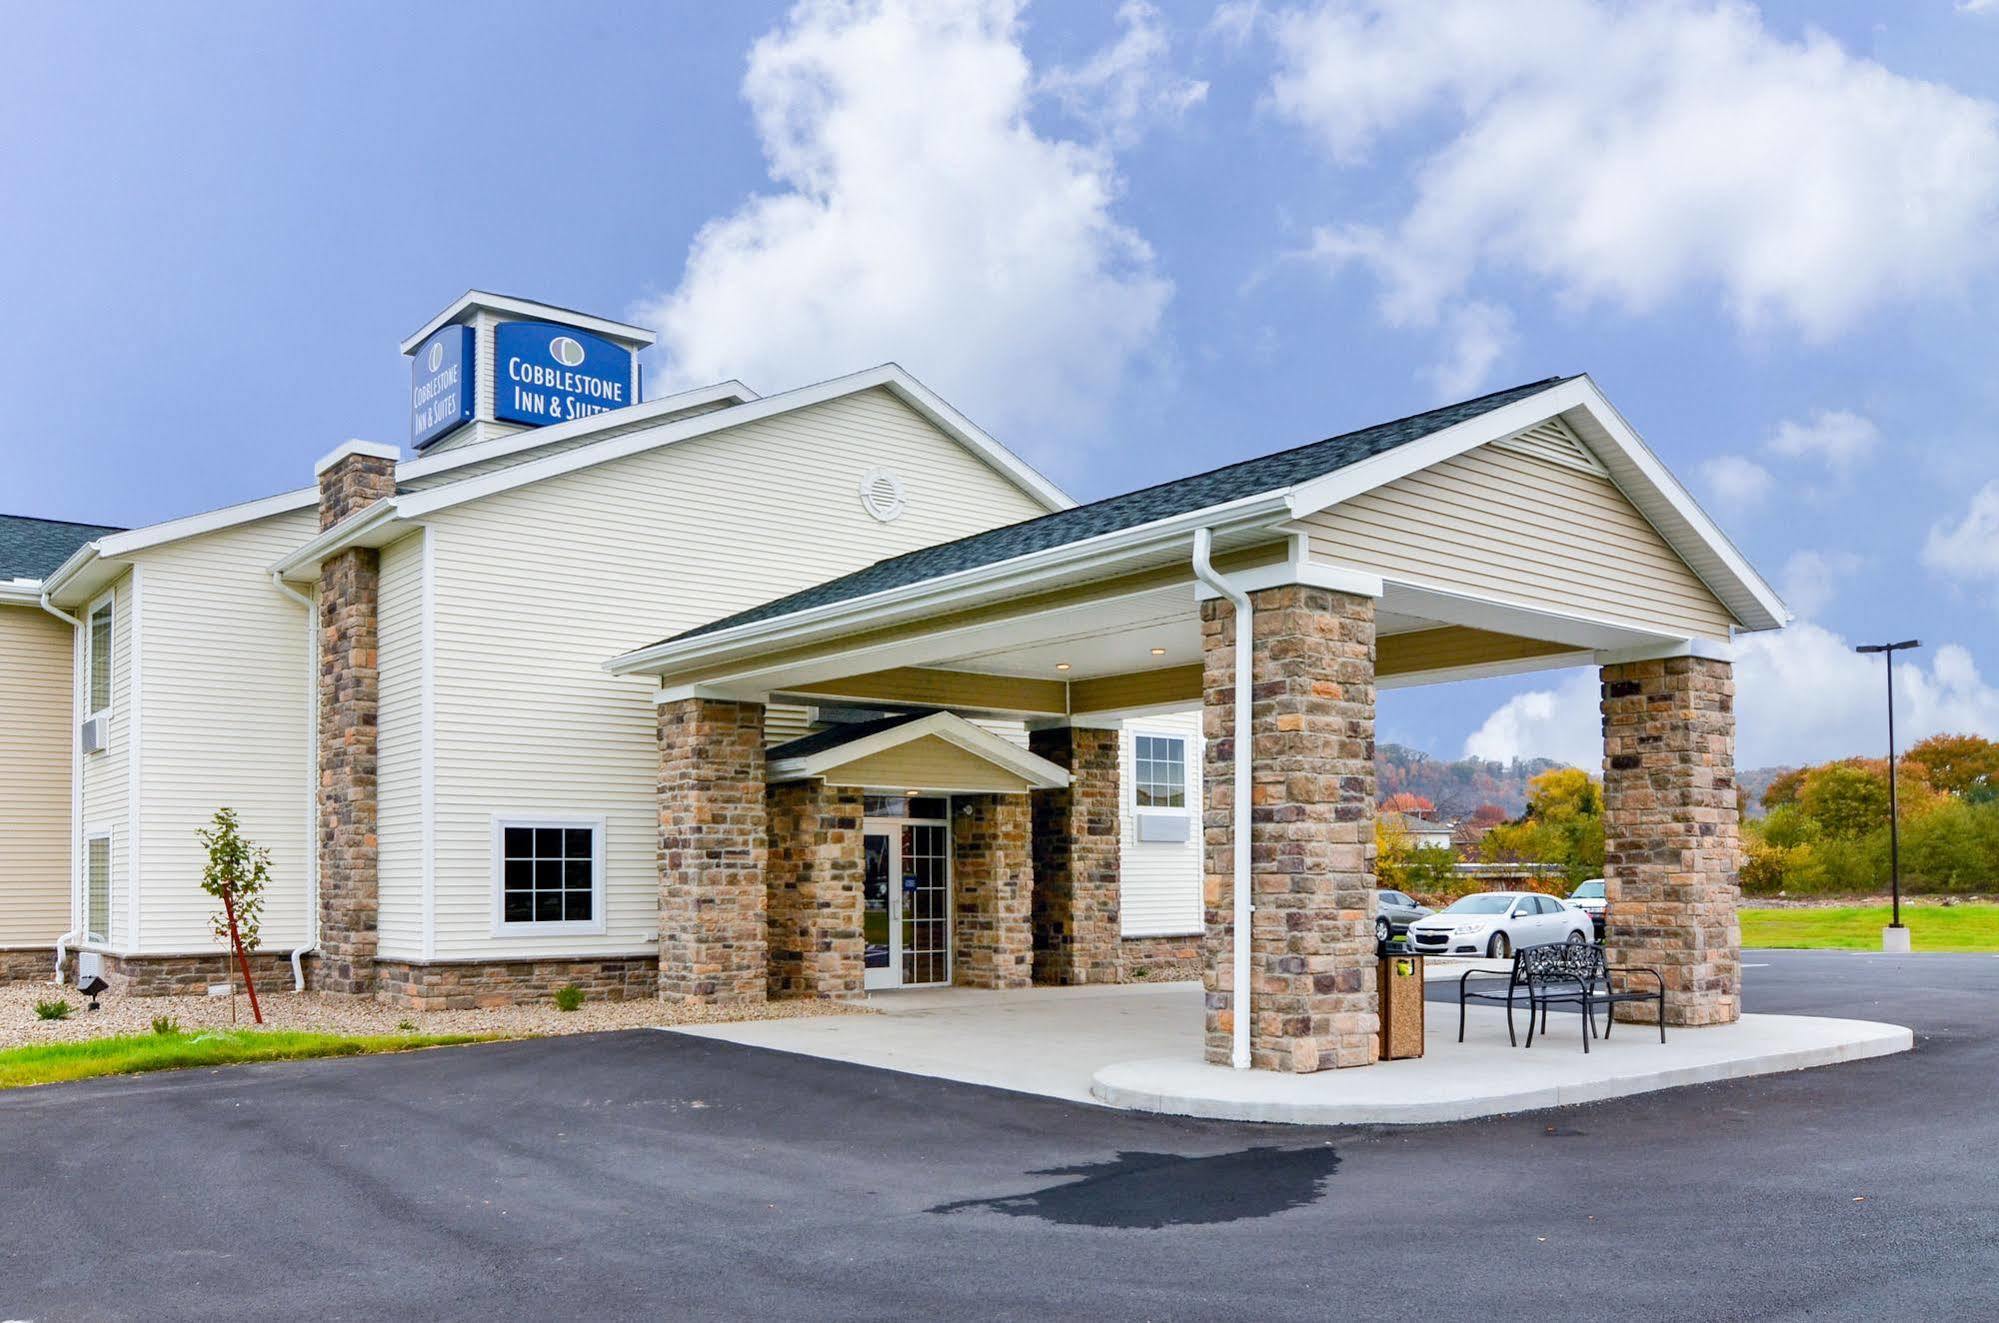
<box><xmin>1906</xmin><ymin>733</ymin><xmax>1999</xmax><ymax>800</ymax></box>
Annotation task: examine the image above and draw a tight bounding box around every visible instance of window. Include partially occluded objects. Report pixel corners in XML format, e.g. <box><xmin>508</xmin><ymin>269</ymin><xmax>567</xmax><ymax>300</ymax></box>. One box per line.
<box><xmin>494</xmin><ymin>817</ymin><xmax>605</xmax><ymax>933</ymax></box>
<box><xmin>87</xmin><ymin>596</ymin><xmax>113</xmax><ymax>716</ymax></box>
<box><xmin>1133</xmin><ymin>734</ymin><xmax>1187</xmax><ymax>810</ymax></box>
<box><xmin>85</xmin><ymin>832</ymin><xmax>111</xmax><ymax>944</ymax></box>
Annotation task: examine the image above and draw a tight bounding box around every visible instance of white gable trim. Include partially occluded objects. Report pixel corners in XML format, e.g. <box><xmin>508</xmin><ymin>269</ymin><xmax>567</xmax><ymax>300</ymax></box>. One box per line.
<box><xmin>275</xmin><ymin>364</ymin><xmax>1073</xmax><ymax>581</ymax></box>
<box><xmin>44</xmin><ymin>486</ymin><xmax>320</xmax><ymax>605</ymax></box>
<box><xmin>394</xmin><ymin>379</ymin><xmax>758</xmax><ymax>485</ymax></box>
<box><xmin>766</xmin><ymin>711</ymin><xmax>1070</xmax><ymax>790</ymax></box>
<box><xmin>399</xmin><ymin>290</ymin><xmax>657</xmax><ymax>353</ymax></box>
<box><xmin>394</xmin><ymin>363</ymin><xmax>1070</xmax><ymax>519</ymax></box>
<box><xmin>1284</xmin><ymin>376</ymin><xmax>1788</xmax><ymax>633</ymax></box>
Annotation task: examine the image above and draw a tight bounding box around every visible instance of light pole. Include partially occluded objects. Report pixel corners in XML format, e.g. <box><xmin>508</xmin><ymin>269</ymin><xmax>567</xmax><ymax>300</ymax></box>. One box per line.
<box><xmin>1855</xmin><ymin>639</ymin><xmax>1920</xmax><ymax>952</ymax></box>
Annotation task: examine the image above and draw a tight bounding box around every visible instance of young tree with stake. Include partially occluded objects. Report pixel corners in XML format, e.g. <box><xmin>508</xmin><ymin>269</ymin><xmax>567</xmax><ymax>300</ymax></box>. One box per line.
<box><xmin>198</xmin><ymin>808</ymin><xmax>269</xmax><ymax>1025</ymax></box>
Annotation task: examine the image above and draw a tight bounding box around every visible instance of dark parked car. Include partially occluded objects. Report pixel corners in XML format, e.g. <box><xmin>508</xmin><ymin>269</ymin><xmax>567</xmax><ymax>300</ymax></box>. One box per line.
<box><xmin>1375</xmin><ymin>889</ymin><xmax>1433</xmax><ymax>945</ymax></box>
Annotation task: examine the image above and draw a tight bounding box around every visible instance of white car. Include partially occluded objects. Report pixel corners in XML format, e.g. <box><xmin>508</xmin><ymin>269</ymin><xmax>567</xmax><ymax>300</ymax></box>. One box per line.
<box><xmin>1405</xmin><ymin>890</ymin><xmax>1593</xmax><ymax>959</ymax></box>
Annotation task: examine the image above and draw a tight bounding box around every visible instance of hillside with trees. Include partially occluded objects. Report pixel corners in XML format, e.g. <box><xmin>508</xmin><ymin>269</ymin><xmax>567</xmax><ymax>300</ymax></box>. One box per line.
<box><xmin>1375</xmin><ymin>744</ymin><xmax>1566</xmax><ymax>818</ymax></box>
<box><xmin>1745</xmin><ymin>733</ymin><xmax>1999</xmax><ymax>896</ymax></box>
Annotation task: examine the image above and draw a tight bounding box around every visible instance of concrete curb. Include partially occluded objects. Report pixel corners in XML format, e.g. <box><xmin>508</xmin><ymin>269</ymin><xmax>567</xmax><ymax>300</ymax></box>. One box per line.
<box><xmin>1089</xmin><ymin>1015</ymin><xmax>1915</xmax><ymax>1125</ymax></box>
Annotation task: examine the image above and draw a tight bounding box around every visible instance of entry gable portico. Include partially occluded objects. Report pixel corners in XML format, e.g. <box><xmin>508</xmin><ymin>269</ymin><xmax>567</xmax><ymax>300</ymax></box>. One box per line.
<box><xmin>624</xmin><ymin>374</ymin><xmax>1785</xmax><ymax>1071</ymax></box>
<box><xmin>764</xmin><ymin>711</ymin><xmax>1070</xmax><ymax>793</ymax></box>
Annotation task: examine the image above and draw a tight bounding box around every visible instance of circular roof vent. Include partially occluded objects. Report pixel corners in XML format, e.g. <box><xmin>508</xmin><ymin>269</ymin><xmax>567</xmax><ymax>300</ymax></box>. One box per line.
<box><xmin>859</xmin><ymin>467</ymin><xmax>906</xmax><ymax>523</ymax></box>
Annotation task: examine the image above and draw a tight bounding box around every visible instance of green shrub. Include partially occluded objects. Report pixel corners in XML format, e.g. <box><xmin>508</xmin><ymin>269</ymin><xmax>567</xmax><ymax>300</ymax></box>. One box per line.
<box><xmin>396</xmin><ymin>1018</ymin><xmax>418</xmax><ymax>1033</ymax></box>
<box><xmin>150</xmin><ymin>1015</ymin><xmax>181</xmax><ymax>1037</ymax></box>
<box><xmin>34</xmin><ymin>998</ymin><xmax>71</xmax><ymax>1021</ymax></box>
<box><xmin>553</xmin><ymin>984</ymin><xmax>585</xmax><ymax>1012</ymax></box>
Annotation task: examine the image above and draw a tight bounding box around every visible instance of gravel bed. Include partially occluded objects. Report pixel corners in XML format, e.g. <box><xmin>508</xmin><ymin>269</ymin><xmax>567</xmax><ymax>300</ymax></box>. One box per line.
<box><xmin>0</xmin><ymin>980</ymin><xmax>869</xmax><ymax>1050</ymax></box>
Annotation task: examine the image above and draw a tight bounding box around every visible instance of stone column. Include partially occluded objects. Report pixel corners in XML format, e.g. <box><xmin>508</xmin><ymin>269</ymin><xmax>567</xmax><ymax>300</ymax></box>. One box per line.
<box><xmin>314</xmin><ymin>442</ymin><xmax>398</xmax><ymax>995</ymax></box>
<box><xmin>1028</xmin><ymin>725</ymin><xmax>1122</xmax><ymax>985</ymax></box>
<box><xmin>952</xmin><ymin>794</ymin><xmax>1034</xmax><ymax>989</ymax></box>
<box><xmin>657</xmin><ymin>697</ymin><xmax>768</xmax><ymax>1005</ymax></box>
<box><xmin>765</xmin><ymin>779</ymin><xmax>865</xmax><ymax>1000</ymax></box>
<box><xmin>1202</xmin><ymin>584</ymin><xmax>1379</xmax><ymax>1073</ymax></box>
<box><xmin>1601</xmin><ymin>655</ymin><xmax>1741</xmax><ymax>1026</ymax></box>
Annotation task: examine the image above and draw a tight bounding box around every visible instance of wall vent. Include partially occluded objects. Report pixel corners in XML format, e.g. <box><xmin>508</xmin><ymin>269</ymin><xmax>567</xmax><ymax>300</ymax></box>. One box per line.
<box><xmin>1492</xmin><ymin>415</ymin><xmax>1607</xmax><ymax>476</ymax></box>
<box><xmin>859</xmin><ymin>466</ymin><xmax>906</xmax><ymax>522</ymax></box>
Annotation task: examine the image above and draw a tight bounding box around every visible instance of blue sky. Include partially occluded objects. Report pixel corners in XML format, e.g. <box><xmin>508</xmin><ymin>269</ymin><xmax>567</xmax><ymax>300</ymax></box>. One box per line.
<box><xmin>6</xmin><ymin>1</ymin><xmax>1999</xmax><ymax>771</ymax></box>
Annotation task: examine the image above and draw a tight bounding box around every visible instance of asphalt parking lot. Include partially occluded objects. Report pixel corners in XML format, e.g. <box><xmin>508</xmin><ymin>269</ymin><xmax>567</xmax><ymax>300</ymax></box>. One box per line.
<box><xmin>2</xmin><ymin>950</ymin><xmax>1993</xmax><ymax>1322</ymax></box>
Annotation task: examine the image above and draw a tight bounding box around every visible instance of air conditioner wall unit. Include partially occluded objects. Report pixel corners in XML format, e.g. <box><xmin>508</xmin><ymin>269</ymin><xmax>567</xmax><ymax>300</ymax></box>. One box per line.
<box><xmin>79</xmin><ymin>714</ymin><xmax>107</xmax><ymax>755</ymax></box>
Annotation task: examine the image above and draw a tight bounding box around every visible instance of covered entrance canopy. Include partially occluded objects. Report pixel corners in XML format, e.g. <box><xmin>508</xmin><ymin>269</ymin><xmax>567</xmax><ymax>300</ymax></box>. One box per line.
<box><xmin>614</xmin><ymin>374</ymin><xmax>1787</xmax><ymax>1073</ymax></box>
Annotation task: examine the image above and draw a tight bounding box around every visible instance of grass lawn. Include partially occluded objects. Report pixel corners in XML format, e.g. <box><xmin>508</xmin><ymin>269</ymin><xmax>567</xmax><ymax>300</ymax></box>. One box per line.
<box><xmin>1741</xmin><ymin>902</ymin><xmax>1999</xmax><ymax>953</ymax></box>
<box><xmin>0</xmin><ymin>1028</ymin><xmax>501</xmax><ymax>1090</ymax></box>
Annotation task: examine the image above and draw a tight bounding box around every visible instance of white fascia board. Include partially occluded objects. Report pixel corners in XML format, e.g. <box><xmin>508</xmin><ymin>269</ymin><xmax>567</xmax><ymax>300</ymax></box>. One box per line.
<box><xmin>769</xmin><ymin>711</ymin><xmax>1071</xmax><ymax>790</ymax></box>
<box><xmin>1562</xmin><ymin>377</ymin><xmax>1790</xmax><ymax>633</ymax></box>
<box><xmin>394</xmin><ymin>364</ymin><xmax>1072</xmax><ymax>525</ymax></box>
<box><xmin>1285</xmin><ymin>375</ymin><xmax>1788</xmax><ymax>634</ymax></box>
<box><xmin>44</xmin><ymin>485</ymin><xmax>321</xmax><ymax>605</ymax></box>
<box><xmin>0</xmin><ymin>580</ymin><xmax>41</xmax><ymax>607</ymax></box>
<box><xmin>395</xmin><ymin>379</ymin><xmax>759</xmax><ymax>484</ymax></box>
<box><xmin>869</xmin><ymin>363</ymin><xmax>1072</xmax><ymax>512</ymax></box>
<box><xmin>400</xmin><ymin>290</ymin><xmax>658</xmax><ymax>353</ymax></box>
<box><xmin>1594</xmin><ymin>637</ymin><xmax>1735</xmax><ymax>665</ymax></box>
<box><xmin>605</xmin><ymin>490</ymin><xmax>1295</xmax><ymax>678</ymax></box>
<box><xmin>269</xmin><ymin>500</ymin><xmax>407</xmax><ymax>580</ymax></box>
<box><xmin>1376</xmin><ymin>651</ymin><xmax>1598</xmax><ymax>691</ymax></box>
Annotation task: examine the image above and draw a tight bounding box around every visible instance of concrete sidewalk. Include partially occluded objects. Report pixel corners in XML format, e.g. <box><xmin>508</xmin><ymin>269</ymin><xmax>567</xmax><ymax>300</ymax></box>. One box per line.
<box><xmin>668</xmin><ymin>980</ymin><xmax>1912</xmax><ymax>1123</ymax></box>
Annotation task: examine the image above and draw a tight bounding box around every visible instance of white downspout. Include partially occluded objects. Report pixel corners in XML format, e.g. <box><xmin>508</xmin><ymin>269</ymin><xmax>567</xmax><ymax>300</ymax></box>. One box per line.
<box><xmin>270</xmin><ymin>571</ymin><xmax>319</xmax><ymax>991</ymax></box>
<box><xmin>1190</xmin><ymin>529</ymin><xmax>1254</xmax><ymax>1071</ymax></box>
<box><xmin>39</xmin><ymin>592</ymin><xmax>83</xmax><ymax>982</ymax></box>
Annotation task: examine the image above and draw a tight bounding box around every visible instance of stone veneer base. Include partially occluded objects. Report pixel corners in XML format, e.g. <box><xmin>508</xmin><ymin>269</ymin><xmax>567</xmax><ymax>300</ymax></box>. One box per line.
<box><xmin>373</xmin><ymin>956</ymin><xmax>659</xmax><ymax>1011</ymax></box>
<box><xmin>91</xmin><ymin>952</ymin><xmax>302</xmax><ymax>998</ymax></box>
<box><xmin>0</xmin><ymin>948</ymin><xmax>56</xmax><ymax>983</ymax></box>
<box><xmin>1118</xmin><ymin>934</ymin><xmax>1203</xmax><ymax>982</ymax></box>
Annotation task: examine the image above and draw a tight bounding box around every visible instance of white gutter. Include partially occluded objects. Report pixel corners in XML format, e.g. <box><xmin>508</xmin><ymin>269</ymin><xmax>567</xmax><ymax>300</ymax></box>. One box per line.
<box><xmin>39</xmin><ymin>591</ymin><xmax>84</xmax><ymax>982</ymax></box>
<box><xmin>1190</xmin><ymin>527</ymin><xmax>1253</xmax><ymax>1071</ymax></box>
<box><xmin>270</xmin><ymin>572</ymin><xmax>320</xmax><ymax>990</ymax></box>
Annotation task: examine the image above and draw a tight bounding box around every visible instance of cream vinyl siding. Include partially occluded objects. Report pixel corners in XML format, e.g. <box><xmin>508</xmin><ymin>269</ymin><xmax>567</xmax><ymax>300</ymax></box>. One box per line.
<box><xmin>424</xmin><ymin>386</ymin><xmax>1053</xmax><ymax>958</ymax></box>
<box><xmin>0</xmin><ymin>606</ymin><xmax>74</xmax><ymax>947</ymax></box>
<box><xmin>818</xmin><ymin>737</ymin><xmax>1033</xmax><ymax>794</ymax></box>
<box><xmin>1119</xmin><ymin>710</ymin><xmax>1202</xmax><ymax>937</ymax></box>
<box><xmin>1302</xmin><ymin>442</ymin><xmax>1740</xmax><ymax>641</ymax></box>
<box><xmin>133</xmin><ymin>509</ymin><xmax>317</xmax><ymax>952</ymax></box>
<box><xmin>375</xmin><ymin>532</ymin><xmax>426</xmax><ymax>959</ymax></box>
<box><xmin>78</xmin><ymin>574</ymin><xmax>131</xmax><ymax>947</ymax></box>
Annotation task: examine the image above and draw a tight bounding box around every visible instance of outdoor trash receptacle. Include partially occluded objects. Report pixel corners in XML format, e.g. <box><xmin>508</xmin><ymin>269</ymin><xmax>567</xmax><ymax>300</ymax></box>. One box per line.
<box><xmin>1378</xmin><ymin>952</ymin><xmax>1425</xmax><ymax>1060</ymax></box>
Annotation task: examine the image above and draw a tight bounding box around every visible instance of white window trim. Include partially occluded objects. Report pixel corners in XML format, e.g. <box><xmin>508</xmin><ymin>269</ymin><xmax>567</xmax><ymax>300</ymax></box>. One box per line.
<box><xmin>84</xmin><ymin>826</ymin><xmax>114</xmax><ymax>946</ymax></box>
<box><xmin>84</xmin><ymin>587</ymin><xmax>115</xmax><ymax>723</ymax></box>
<box><xmin>1129</xmin><ymin>729</ymin><xmax>1191</xmax><ymax>815</ymax></box>
<box><xmin>489</xmin><ymin>814</ymin><xmax>608</xmax><ymax>937</ymax></box>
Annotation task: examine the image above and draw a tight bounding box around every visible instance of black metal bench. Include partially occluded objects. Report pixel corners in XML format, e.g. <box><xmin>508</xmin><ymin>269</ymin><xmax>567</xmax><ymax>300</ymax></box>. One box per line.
<box><xmin>1458</xmin><ymin>942</ymin><xmax>1666</xmax><ymax>1052</ymax></box>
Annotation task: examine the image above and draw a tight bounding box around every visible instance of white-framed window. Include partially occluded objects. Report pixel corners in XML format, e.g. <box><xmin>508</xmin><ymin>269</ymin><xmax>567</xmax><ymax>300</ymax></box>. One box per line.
<box><xmin>491</xmin><ymin>815</ymin><xmax>606</xmax><ymax>935</ymax></box>
<box><xmin>85</xmin><ymin>829</ymin><xmax>112</xmax><ymax>944</ymax></box>
<box><xmin>1132</xmin><ymin>733</ymin><xmax>1188</xmax><ymax>811</ymax></box>
<box><xmin>86</xmin><ymin>591</ymin><xmax>114</xmax><ymax>718</ymax></box>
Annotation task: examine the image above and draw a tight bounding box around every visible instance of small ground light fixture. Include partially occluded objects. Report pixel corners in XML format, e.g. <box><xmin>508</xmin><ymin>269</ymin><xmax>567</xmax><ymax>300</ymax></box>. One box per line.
<box><xmin>78</xmin><ymin>975</ymin><xmax>109</xmax><ymax>1011</ymax></box>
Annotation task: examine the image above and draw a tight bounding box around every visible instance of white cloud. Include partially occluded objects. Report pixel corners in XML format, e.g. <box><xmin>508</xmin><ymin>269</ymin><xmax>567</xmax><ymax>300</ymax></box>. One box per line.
<box><xmin>1961</xmin><ymin>0</ymin><xmax>1999</xmax><ymax>14</ymax></box>
<box><xmin>1778</xmin><ymin>549</ymin><xmax>1864</xmax><ymax>620</ymax></box>
<box><xmin>1041</xmin><ymin>1</ymin><xmax>1208</xmax><ymax>147</ymax></box>
<box><xmin>1698</xmin><ymin>454</ymin><xmax>1774</xmax><ymax>510</ymax></box>
<box><xmin>1264</xmin><ymin>0</ymin><xmax>1999</xmax><ymax>359</ymax></box>
<box><xmin>1426</xmin><ymin>300</ymin><xmax>1514</xmax><ymax>397</ymax></box>
<box><xmin>1768</xmin><ymin>409</ymin><xmax>1879</xmax><ymax>474</ymax></box>
<box><xmin>634</xmin><ymin>0</ymin><xmax>1174</xmax><ymax>456</ymax></box>
<box><xmin>1924</xmin><ymin>480</ymin><xmax>1999</xmax><ymax>583</ymax></box>
<box><xmin>1461</xmin><ymin>625</ymin><xmax>1999</xmax><ymax>770</ymax></box>
<box><xmin>1463</xmin><ymin>670</ymin><xmax>1602</xmax><ymax>770</ymax></box>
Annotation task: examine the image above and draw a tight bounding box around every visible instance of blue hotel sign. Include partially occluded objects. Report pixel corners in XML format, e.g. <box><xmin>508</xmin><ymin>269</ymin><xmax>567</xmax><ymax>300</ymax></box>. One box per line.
<box><xmin>494</xmin><ymin>322</ymin><xmax>633</xmax><ymax>429</ymax></box>
<box><xmin>409</xmin><ymin>325</ymin><xmax>474</xmax><ymax>449</ymax></box>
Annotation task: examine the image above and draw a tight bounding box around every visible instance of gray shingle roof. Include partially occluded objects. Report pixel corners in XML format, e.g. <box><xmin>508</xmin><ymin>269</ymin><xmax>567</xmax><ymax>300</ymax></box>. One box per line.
<box><xmin>0</xmin><ymin>513</ymin><xmax>123</xmax><ymax>582</ymax></box>
<box><xmin>667</xmin><ymin>375</ymin><xmax>1571</xmax><ymax>646</ymax></box>
<box><xmin>765</xmin><ymin>711</ymin><xmax>931</xmax><ymax>761</ymax></box>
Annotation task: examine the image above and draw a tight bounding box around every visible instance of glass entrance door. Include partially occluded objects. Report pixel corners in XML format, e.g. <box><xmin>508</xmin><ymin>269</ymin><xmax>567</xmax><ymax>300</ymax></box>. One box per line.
<box><xmin>862</xmin><ymin>810</ymin><xmax>952</xmax><ymax>990</ymax></box>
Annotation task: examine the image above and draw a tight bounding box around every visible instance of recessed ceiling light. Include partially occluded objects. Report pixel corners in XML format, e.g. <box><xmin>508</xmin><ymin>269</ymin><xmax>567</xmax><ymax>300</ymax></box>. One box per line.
<box><xmin>1055</xmin><ymin>662</ymin><xmax>1072</xmax><ymax>671</ymax></box>
<box><xmin>1150</xmin><ymin>647</ymin><xmax>1167</xmax><ymax>655</ymax></box>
